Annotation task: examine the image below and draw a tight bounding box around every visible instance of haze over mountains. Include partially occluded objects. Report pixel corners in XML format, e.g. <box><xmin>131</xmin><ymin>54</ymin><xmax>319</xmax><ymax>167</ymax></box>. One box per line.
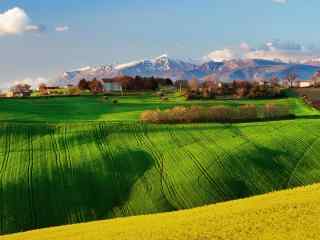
<box><xmin>53</xmin><ymin>54</ymin><xmax>320</xmax><ymax>86</ymax></box>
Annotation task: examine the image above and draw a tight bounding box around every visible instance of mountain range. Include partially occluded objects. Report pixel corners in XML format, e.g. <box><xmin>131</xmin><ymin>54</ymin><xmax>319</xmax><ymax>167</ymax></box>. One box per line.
<box><xmin>52</xmin><ymin>55</ymin><xmax>320</xmax><ymax>86</ymax></box>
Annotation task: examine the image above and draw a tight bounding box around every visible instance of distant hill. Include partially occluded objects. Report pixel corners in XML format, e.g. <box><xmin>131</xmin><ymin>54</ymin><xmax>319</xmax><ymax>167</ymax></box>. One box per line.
<box><xmin>3</xmin><ymin>183</ymin><xmax>320</xmax><ymax>240</ymax></box>
<box><xmin>51</xmin><ymin>55</ymin><xmax>320</xmax><ymax>86</ymax></box>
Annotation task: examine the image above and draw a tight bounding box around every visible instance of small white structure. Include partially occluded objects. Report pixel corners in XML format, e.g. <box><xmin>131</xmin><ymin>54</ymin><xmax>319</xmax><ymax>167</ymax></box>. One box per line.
<box><xmin>295</xmin><ymin>81</ymin><xmax>313</xmax><ymax>88</ymax></box>
<box><xmin>102</xmin><ymin>79</ymin><xmax>122</xmax><ymax>92</ymax></box>
<box><xmin>4</xmin><ymin>91</ymin><xmax>14</xmax><ymax>98</ymax></box>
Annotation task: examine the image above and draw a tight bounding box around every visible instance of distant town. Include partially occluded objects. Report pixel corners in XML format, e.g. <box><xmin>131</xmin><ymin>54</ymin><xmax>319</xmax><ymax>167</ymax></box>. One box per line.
<box><xmin>1</xmin><ymin>70</ymin><xmax>319</xmax><ymax>99</ymax></box>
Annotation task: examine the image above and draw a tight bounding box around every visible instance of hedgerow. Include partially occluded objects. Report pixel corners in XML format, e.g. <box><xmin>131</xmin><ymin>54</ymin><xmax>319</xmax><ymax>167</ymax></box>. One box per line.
<box><xmin>140</xmin><ymin>104</ymin><xmax>293</xmax><ymax>124</ymax></box>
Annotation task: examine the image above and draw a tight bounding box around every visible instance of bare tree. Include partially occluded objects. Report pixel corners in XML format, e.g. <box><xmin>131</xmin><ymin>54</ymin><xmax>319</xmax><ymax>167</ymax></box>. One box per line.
<box><xmin>88</xmin><ymin>79</ymin><xmax>103</xmax><ymax>95</ymax></box>
<box><xmin>270</xmin><ymin>76</ymin><xmax>280</xmax><ymax>87</ymax></box>
<box><xmin>312</xmin><ymin>71</ymin><xmax>320</xmax><ymax>87</ymax></box>
<box><xmin>78</xmin><ymin>79</ymin><xmax>89</xmax><ymax>90</ymax></box>
<box><xmin>11</xmin><ymin>84</ymin><xmax>32</xmax><ymax>97</ymax></box>
<box><xmin>38</xmin><ymin>83</ymin><xmax>48</xmax><ymax>95</ymax></box>
<box><xmin>287</xmin><ymin>73</ymin><xmax>297</xmax><ymax>88</ymax></box>
<box><xmin>189</xmin><ymin>78</ymin><xmax>199</xmax><ymax>92</ymax></box>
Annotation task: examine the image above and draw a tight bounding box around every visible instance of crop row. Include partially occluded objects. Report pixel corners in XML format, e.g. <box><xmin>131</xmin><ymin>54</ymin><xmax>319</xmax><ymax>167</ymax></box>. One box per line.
<box><xmin>1</xmin><ymin>120</ymin><xmax>320</xmax><ymax>234</ymax></box>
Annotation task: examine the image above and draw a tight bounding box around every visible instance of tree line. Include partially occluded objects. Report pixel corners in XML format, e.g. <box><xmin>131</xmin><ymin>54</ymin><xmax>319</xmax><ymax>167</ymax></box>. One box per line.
<box><xmin>180</xmin><ymin>77</ymin><xmax>284</xmax><ymax>100</ymax></box>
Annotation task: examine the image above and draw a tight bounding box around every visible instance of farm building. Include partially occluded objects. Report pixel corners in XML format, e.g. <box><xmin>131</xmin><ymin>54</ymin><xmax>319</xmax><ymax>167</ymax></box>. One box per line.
<box><xmin>294</xmin><ymin>80</ymin><xmax>314</xmax><ymax>88</ymax></box>
<box><xmin>102</xmin><ymin>79</ymin><xmax>122</xmax><ymax>92</ymax></box>
<box><xmin>4</xmin><ymin>90</ymin><xmax>14</xmax><ymax>98</ymax></box>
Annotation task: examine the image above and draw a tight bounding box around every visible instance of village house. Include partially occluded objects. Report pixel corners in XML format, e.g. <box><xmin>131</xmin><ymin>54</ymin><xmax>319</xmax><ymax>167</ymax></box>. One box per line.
<box><xmin>47</xmin><ymin>86</ymin><xmax>61</xmax><ymax>95</ymax></box>
<box><xmin>293</xmin><ymin>80</ymin><xmax>314</xmax><ymax>88</ymax></box>
<box><xmin>4</xmin><ymin>90</ymin><xmax>14</xmax><ymax>98</ymax></box>
<box><xmin>102</xmin><ymin>79</ymin><xmax>122</xmax><ymax>92</ymax></box>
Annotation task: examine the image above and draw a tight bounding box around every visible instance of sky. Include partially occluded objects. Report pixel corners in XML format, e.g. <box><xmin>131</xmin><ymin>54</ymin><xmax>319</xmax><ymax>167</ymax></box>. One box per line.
<box><xmin>1</xmin><ymin>0</ymin><xmax>320</xmax><ymax>86</ymax></box>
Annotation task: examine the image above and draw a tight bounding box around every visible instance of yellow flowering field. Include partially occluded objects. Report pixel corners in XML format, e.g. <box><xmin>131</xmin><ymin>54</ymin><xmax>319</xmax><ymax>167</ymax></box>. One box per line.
<box><xmin>3</xmin><ymin>183</ymin><xmax>320</xmax><ymax>240</ymax></box>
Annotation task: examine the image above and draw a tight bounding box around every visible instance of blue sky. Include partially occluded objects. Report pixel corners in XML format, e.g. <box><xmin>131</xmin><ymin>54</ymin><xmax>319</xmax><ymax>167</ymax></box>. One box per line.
<box><xmin>0</xmin><ymin>0</ymin><xmax>320</xmax><ymax>85</ymax></box>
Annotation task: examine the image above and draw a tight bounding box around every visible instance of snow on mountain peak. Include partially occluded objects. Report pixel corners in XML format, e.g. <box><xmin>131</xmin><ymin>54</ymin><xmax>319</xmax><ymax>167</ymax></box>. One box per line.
<box><xmin>52</xmin><ymin>51</ymin><xmax>320</xmax><ymax>88</ymax></box>
<box><xmin>155</xmin><ymin>54</ymin><xmax>169</xmax><ymax>60</ymax></box>
<box><xmin>115</xmin><ymin>60</ymin><xmax>144</xmax><ymax>70</ymax></box>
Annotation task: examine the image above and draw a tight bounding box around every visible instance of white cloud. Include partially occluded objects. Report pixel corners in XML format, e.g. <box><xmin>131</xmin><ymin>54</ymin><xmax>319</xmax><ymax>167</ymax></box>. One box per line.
<box><xmin>239</xmin><ymin>42</ymin><xmax>251</xmax><ymax>51</ymax></box>
<box><xmin>25</xmin><ymin>24</ymin><xmax>45</xmax><ymax>33</ymax></box>
<box><xmin>0</xmin><ymin>7</ymin><xmax>42</xmax><ymax>36</ymax></box>
<box><xmin>205</xmin><ymin>49</ymin><xmax>239</xmax><ymax>62</ymax></box>
<box><xmin>205</xmin><ymin>40</ymin><xmax>320</xmax><ymax>63</ymax></box>
<box><xmin>55</xmin><ymin>26</ymin><xmax>69</xmax><ymax>32</ymax></box>
<box><xmin>272</xmin><ymin>0</ymin><xmax>288</xmax><ymax>4</ymax></box>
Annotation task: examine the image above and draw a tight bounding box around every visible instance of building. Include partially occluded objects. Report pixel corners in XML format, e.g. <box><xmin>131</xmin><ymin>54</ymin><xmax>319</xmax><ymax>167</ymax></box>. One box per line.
<box><xmin>47</xmin><ymin>86</ymin><xmax>61</xmax><ymax>95</ymax></box>
<box><xmin>4</xmin><ymin>90</ymin><xmax>14</xmax><ymax>98</ymax></box>
<box><xmin>102</xmin><ymin>79</ymin><xmax>122</xmax><ymax>92</ymax></box>
<box><xmin>294</xmin><ymin>80</ymin><xmax>313</xmax><ymax>88</ymax></box>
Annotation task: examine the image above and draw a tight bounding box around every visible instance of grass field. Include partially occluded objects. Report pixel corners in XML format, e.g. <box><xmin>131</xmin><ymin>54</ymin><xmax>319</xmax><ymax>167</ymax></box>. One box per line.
<box><xmin>0</xmin><ymin>94</ymin><xmax>318</xmax><ymax>122</ymax></box>
<box><xmin>3</xmin><ymin>183</ymin><xmax>320</xmax><ymax>240</ymax></box>
<box><xmin>295</xmin><ymin>88</ymin><xmax>320</xmax><ymax>101</ymax></box>
<box><xmin>1</xmin><ymin>116</ymin><xmax>320</xmax><ymax>234</ymax></box>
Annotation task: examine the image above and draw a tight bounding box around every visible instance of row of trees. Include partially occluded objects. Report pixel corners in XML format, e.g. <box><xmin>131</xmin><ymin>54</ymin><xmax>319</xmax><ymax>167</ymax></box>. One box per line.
<box><xmin>9</xmin><ymin>84</ymin><xmax>33</xmax><ymax>97</ymax></box>
<box><xmin>7</xmin><ymin>76</ymin><xmax>174</xmax><ymax>97</ymax></box>
<box><xmin>140</xmin><ymin>104</ymin><xmax>292</xmax><ymax>124</ymax></box>
<box><xmin>105</xmin><ymin>76</ymin><xmax>173</xmax><ymax>91</ymax></box>
<box><xmin>183</xmin><ymin>78</ymin><xmax>284</xmax><ymax>100</ymax></box>
<box><xmin>8</xmin><ymin>71</ymin><xmax>319</xmax><ymax>98</ymax></box>
<box><xmin>78</xmin><ymin>79</ymin><xmax>103</xmax><ymax>95</ymax></box>
<box><xmin>78</xmin><ymin>76</ymin><xmax>173</xmax><ymax>94</ymax></box>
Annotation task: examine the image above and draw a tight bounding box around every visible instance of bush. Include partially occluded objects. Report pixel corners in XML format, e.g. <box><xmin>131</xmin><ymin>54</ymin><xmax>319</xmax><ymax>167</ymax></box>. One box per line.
<box><xmin>140</xmin><ymin>110</ymin><xmax>161</xmax><ymax>123</ymax></box>
<box><xmin>263</xmin><ymin>104</ymin><xmax>291</xmax><ymax>119</ymax></box>
<box><xmin>140</xmin><ymin>104</ymin><xmax>293</xmax><ymax>124</ymax></box>
<box><xmin>185</xmin><ymin>91</ymin><xmax>201</xmax><ymax>100</ymax></box>
<box><xmin>68</xmin><ymin>87</ymin><xmax>81</xmax><ymax>96</ymax></box>
<box><xmin>238</xmin><ymin>105</ymin><xmax>258</xmax><ymax>121</ymax></box>
<box><xmin>206</xmin><ymin>106</ymin><xmax>237</xmax><ymax>122</ymax></box>
<box><xmin>165</xmin><ymin>107</ymin><xmax>188</xmax><ymax>123</ymax></box>
<box><xmin>112</xmin><ymin>99</ymin><xmax>118</xmax><ymax>104</ymax></box>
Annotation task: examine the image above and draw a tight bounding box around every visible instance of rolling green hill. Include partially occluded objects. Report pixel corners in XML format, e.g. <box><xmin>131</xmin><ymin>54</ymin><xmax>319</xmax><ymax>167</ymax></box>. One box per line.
<box><xmin>1</xmin><ymin>116</ymin><xmax>320</xmax><ymax>234</ymax></box>
<box><xmin>0</xmin><ymin>94</ymin><xmax>317</xmax><ymax>122</ymax></box>
<box><xmin>2</xmin><ymin>183</ymin><xmax>320</xmax><ymax>240</ymax></box>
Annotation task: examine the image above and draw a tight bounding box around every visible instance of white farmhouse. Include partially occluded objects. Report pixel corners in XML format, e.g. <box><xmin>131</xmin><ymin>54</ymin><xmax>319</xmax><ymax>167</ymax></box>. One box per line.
<box><xmin>102</xmin><ymin>79</ymin><xmax>123</xmax><ymax>92</ymax></box>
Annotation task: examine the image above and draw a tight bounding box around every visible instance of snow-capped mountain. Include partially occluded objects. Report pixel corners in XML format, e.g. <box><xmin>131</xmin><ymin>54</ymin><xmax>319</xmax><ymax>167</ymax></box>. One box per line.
<box><xmin>114</xmin><ymin>54</ymin><xmax>197</xmax><ymax>78</ymax></box>
<box><xmin>51</xmin><ymin>55</ymin><xmax>320</xmax><ymax>86</ymax></box>
<box><xmin>54</xmin><ymin>65</ymin><xmax>119</xmax><ymax>86</ymax></box>
<box><xmin>53</xmin><ymin>55</ymin><xmax>198</xmax><ymax>86</ymax></box>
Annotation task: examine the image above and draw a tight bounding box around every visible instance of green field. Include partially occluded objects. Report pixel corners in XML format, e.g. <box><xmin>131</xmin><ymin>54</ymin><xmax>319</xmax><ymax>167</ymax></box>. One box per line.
<box><xmin>1</xmin><ymin>94</ymin><xmax>320</xmax><ymax>235</ymax></box>
<box><xmin>0</xmin><ymin>94</ymin><xmax>318</xmax><ymax>122</ymax></box>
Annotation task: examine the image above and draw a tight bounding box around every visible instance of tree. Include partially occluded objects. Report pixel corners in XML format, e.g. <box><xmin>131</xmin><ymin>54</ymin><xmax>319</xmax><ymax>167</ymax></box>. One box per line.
<box><xmin>11</xmin><ymin>83</ymin><xmax>32</xmax><ymax>97</ymax></box>
<box><xmin>68</xmin><ymin>86</ymin><xmax>81</xmax><ymax>96</ymax></box>
<box><xmin>175</xmin><ymin>80</ymin><xmax>188</xmax><ymax>93</ymax></box>
<box><xmin>115</xmin><ymin>76</ymin><xmax>133</xmax><ymax>95</ymax></box>
<box><xmin>203</xmin><ymin>80</ymin><xmax>219</xmax><ymax>98</ymax></box>
<box><xmin>78</xmin><ymin>79</ymin><xmax>89</xmax><ymax>90</ymax></box>
<box><xmin>189</xmin><ymin>78</ymin><xmax>199</xmax><ymax>92</ymax></box>
<box><xmin>232</xmin><ymin>80</ymin><xmax>252</xmax><ymax>98</ymax></box>
<box><xmin>38</xmin><ymin>83</ymin><xmax>48</xmax><ymax>95</ymax></box>
<box><xmin>88</xmin><ymin>79</ymin><xmax>103</xmax><ymax>95</ymax></box>
<box><xmin>312</xmin><ymin>71</ymin><xmax>320</xmax><ymax>88</ymax></box>
<box><xmin>287</xmin><ymin>73</ymin><xmax>297</xmax><ymax>88</ymax></box>
<box><xmin>270</xmin><ymin>76</ymin><xmax>280</xmax><ymax>87</ymax></box>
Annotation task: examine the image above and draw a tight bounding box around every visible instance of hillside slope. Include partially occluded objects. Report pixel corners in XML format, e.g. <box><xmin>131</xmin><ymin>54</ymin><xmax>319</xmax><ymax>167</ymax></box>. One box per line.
<box><xmin>1</xmin><ymin>119</ymin><xmax>320</xmax><ymax>234</ymax></box>
<box><xmin>0</xmin><ymin>95</ymin><xmax>317</xmax><ymax>122</ymax></box>
<box><xmin>3</xmin><ymin>183</ymin><xmax>320</xmax><ymax>240</ymax></box>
